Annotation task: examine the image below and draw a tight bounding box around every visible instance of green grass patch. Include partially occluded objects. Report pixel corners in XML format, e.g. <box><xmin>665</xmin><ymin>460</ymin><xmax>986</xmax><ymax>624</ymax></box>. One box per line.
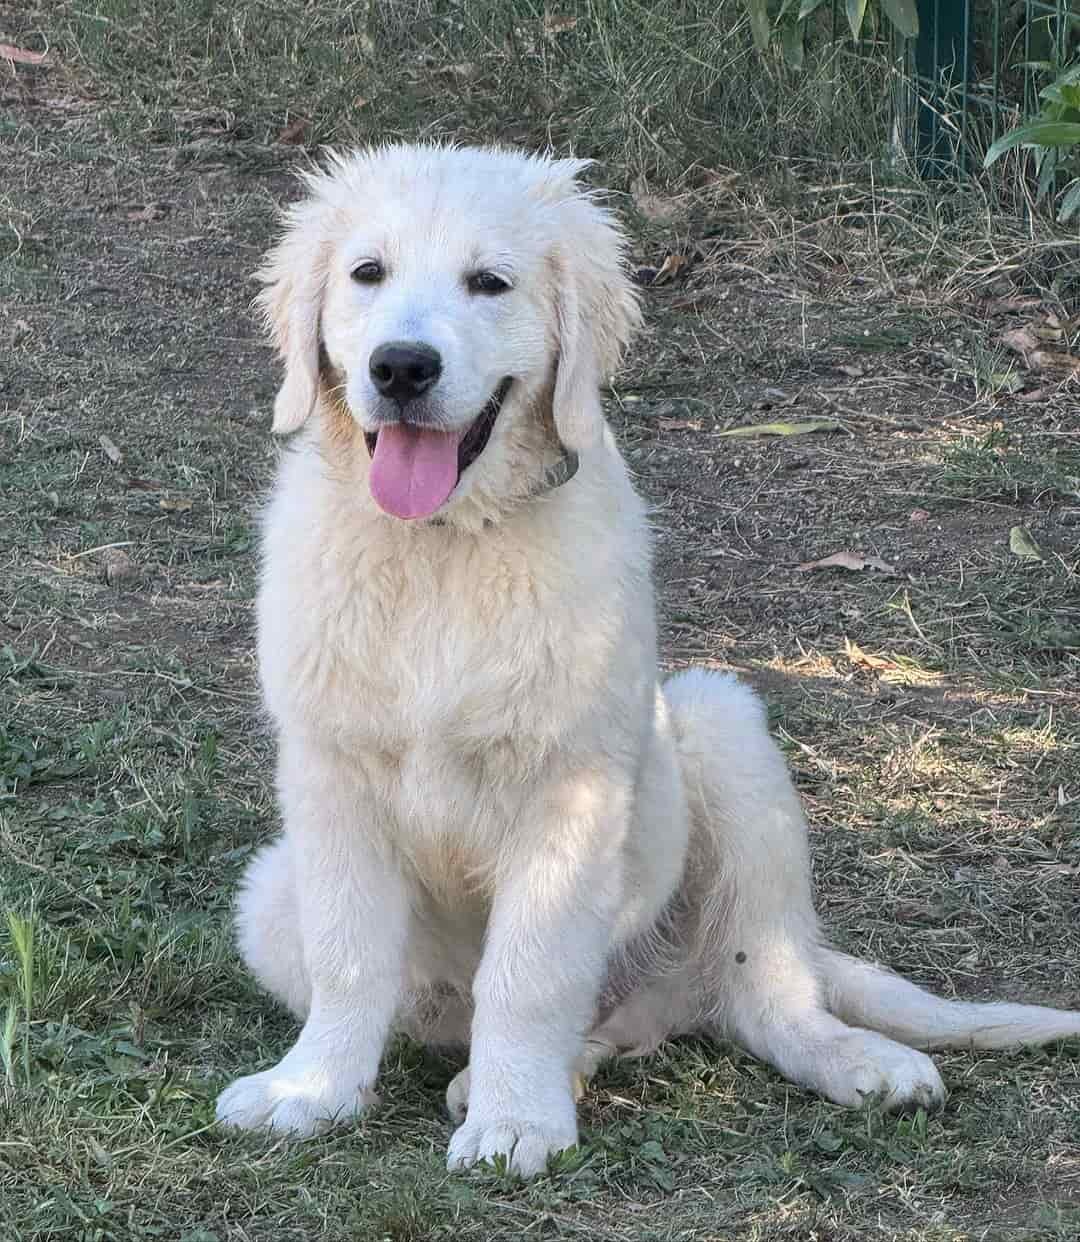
<box><xmin>940</xmin><ymin>429</ymin><xmax>1080</xmax><ymax>505</ymax></box>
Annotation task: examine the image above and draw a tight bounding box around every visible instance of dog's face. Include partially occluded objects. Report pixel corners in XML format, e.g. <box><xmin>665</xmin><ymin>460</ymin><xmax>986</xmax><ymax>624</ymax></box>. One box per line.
<box><xmin>259</xmin><ymin>145</ymin><xmax>640</xmax><ymax>522</ymax></box>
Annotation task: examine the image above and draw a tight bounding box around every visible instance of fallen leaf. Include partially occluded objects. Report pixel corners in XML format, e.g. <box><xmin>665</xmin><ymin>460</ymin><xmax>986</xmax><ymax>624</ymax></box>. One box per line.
<box><xmin>1030</xmin><ymin>348</ymin><xmax>1080</xmax><ymax>374</ymax></box>
<box><xmin>997</xmin><ymin>326</ymin><xmax>1080</xmax><ymax>372</ymax></box>
<box><xmin>798</xmin><ymin>550</ymin><xmax>897</xmax><ymax>574</ymax></box>
<box><xmin>717</xmin><ymin>419</ymin><xmax>840</xmax><ymax>439</ymax></box>
<box><xmin>543</xmin><ymin>12</ymin><xmax>579</xmax><ymax>36</ymax></box>
<box><xmin>1035</xmin><ymin>322</ymin><xmax>1064</xmax><ymax>342</ymax></box>
<box><xmin>1009</xmin><ymin>526</ymin><xmax>1042</xmax><ymax>561</ymax></box>
<box><xmin>277</xmin><ymin>115</ymin><xmax>310</xmax><ymax>145</ymax></box>
<box><xmin>159</xmin><ymin>497</ymin><xmax>193</xmax><ymax>513</ymax></box>
<box><xmin>649</xmin><ymin>253</ymin><xmax>688</xmax><ymax>286</ymax></box>
<box><xmin>657</xmin><ymin>417</ymin><xmax>702</xmax><ymax>432</ymax></box>
<box><xmin>1001</xmin><ymin>326</ymin><xmax>1039</xmax><ymax>359</ymax></box>
<box><xmin>909</xmin><ymin>508</ymin><xmax>930</xmax><ymax>523</ymax></box>
<box><xmin>0</xmin><ymin>43</ymin><xmax>48</xmax><ymax>65</ymax></box>
<box><xmin>99</xmin><ymin>434</ymin><xmax>124</xmax><ymax>466</ymax></box>
<box><xmin>844</xmin><ymin>638</ymin><xmax>900</xmax><ymax>671</ymax></box>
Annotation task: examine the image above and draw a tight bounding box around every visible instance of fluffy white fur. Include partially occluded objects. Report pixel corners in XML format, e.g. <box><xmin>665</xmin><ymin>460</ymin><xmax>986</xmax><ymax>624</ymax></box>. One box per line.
<box><xmin>216</xmin><ymin>143</ymin><xmax>1080</xmax><ymax>1176</ymax></box>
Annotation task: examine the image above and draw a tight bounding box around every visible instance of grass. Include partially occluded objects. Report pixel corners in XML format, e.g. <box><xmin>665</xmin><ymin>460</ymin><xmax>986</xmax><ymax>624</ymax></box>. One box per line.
<box><xmin>940</xmin><ymin>428</ymin><xmax>1080</xmax><ymax>504</ymax></box>
<box><xmin>48</xmin><ymin>0</ymin><xmax>898</xmax><ymax>176</ymax></box>
<box><xmin>3</xmin><ymin>0</ymin><xmax>1080</xmax><ymax>1237</ymax></box>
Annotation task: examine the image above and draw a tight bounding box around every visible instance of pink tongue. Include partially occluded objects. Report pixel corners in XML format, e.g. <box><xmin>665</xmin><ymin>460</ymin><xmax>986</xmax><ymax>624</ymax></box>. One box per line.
<box><xmin>369</xmin><ymin>423</ymin><xmax>463</xmax><ymax>520</ymax></box>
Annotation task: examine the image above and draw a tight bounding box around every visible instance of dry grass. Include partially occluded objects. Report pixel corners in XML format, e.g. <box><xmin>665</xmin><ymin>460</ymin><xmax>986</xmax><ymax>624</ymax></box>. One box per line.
<box><xmin>2</xmin><ymin>1</ymin><xmax>1080</xmax><ymax>1238</ymax></box>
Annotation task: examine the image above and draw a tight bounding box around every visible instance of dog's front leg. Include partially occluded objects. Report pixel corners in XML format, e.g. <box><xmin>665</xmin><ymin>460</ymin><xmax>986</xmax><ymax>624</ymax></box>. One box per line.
<box><xmin>447</xmin><ymin>771</ymin><xmax>627</xmax><ymax>1177</ymax></box>
<box><xmin>216</xmin><ymin>745</ymin><xmax>407</xmax><ymax>1138</ymax></box>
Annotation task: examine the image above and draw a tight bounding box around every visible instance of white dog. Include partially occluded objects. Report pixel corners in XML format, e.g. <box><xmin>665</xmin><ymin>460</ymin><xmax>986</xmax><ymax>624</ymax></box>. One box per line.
<box><xmin>216</xmin><ymin>144</ymin><xmax>1080</xmax><ymax>1176</ymax></box>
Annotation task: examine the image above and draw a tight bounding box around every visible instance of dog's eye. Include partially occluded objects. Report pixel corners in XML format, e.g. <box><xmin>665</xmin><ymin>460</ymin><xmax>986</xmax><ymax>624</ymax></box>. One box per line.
<box><xmin>351</xmin><ymin>260</ymin><xmax>384</xmax><ymax>285</ymax></box>
<box><xmin>467</xmin><ymin>270</ymin><xmax>511</xmax><ymax>296</ymax></box>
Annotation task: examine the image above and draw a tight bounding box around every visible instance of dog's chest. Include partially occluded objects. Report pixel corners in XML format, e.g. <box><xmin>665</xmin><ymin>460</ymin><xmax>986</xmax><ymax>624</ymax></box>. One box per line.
<box><xmin>292</xmin><ymin>562</ymin><xmax>578</xmax><ymax>869</ymax></box>
<box><xmin>266</xmin><ymin>529</ymin><xmax>614</xmax><ymax>767</ymax></box>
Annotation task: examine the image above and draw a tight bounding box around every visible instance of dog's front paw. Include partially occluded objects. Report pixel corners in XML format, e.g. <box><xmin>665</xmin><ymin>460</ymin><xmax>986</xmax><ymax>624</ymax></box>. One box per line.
<box><xmin>446</xmin><ymin>1062</ymin><xmax>593</xmax><ymax>1126</ymax></box>
<box><xmin>216</xmin><ymin>1056</ymin><xmax>378</xmax><ymax>1137</ymax></box>
<box><xmin>447</xmin><ymin>1109</ymin><xmax>578</xmax><ymax>1177</ymax></box>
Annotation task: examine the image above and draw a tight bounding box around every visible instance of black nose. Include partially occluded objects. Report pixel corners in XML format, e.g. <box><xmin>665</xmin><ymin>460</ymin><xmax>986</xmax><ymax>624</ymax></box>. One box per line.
<box><xmin>369</xmin><ymin>341</ymin><xmax>442</xmax><ymax>404</ymax></box>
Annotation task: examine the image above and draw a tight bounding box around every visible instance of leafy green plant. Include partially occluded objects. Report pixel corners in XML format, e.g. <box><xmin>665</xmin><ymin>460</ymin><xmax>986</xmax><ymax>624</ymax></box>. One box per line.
<box><xmin>984</xmin><ymin>61</ymin><xmax>1080</xmax><ymax>222</ymax></box>
<box><xmin>744</xmin><ymin>0</ymin><xmax>918</xmax><ymax>70</ymax></box>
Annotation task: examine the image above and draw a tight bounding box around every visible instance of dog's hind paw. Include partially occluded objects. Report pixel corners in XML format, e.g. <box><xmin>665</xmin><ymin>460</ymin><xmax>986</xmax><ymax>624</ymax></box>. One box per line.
<box><xmin>446</xmin><ymin>1065</ymin><xmax>471</xmax><ymax>1125</ymax></box>
<box><xmin>819</xmin><ymin>1031</ymin><xmax>946</xmax><ymax>1111</ymax></box>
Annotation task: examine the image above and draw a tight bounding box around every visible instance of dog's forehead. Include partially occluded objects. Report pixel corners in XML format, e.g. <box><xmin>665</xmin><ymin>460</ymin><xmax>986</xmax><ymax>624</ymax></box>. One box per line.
<box><xmin>375</xmin><ymin>188</ymin><xmax>551</xmax><ymax>266</ymax></box>
<box><xmin>327</xmin><ymin>148</ymin><xmax>571</xmax><ymax>269</ymax></box>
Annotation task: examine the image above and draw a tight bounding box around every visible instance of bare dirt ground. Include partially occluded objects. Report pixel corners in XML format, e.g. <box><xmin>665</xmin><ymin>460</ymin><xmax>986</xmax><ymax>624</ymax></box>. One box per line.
<box><xmin>3</xmin><ymin>10</ymin><xmax>1080</xmax><ymax>1241</ymax></box>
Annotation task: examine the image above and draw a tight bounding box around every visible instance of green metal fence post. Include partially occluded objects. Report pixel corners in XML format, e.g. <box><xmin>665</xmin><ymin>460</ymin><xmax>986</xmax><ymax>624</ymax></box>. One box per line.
<box><xmin>914</xmin><ymin>0</ymin><xmax>973</xmax><ymax>176</ymax></box>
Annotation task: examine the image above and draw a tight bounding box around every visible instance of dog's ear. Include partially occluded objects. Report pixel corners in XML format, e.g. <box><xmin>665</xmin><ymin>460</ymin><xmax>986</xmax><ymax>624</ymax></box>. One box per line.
<box><xmin>549</xmin><ymin>174</ymin><xmax>641</xmax><ymax>453</ymax></box>
<box><xmin>256</xmin><ymin>196</ymin><xmax>332</xmax><ymax>436</ymax></box>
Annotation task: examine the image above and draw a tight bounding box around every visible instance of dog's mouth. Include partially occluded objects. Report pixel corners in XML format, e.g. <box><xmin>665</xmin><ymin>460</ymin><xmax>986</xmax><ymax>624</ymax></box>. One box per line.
<box><xmin>365</xmin><ymin>378</ymin><xmax>513</xmax><ymax>521</ymax></box>
<box><xmin>456</xmin><ymin>376</ymin><xmax>513</xmax><ymax>475</ymax></box>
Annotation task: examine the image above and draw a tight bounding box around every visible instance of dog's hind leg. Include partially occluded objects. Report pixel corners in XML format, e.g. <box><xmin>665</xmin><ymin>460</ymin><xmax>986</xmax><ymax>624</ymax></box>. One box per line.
<box><xmin>666</xmin><ymin>669</ymin><xmax>946</xmax><ymax>1111</ymax></box>
<box><xmin>234</xmin><ymin>835</ymin><xmax>311</xmax><ymax>1021</ymax></box>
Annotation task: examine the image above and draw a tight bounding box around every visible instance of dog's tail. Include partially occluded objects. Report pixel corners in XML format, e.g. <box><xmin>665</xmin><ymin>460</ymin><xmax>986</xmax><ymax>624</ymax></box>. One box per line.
<box><xmin>819</xmin><ymin>949</ymin><xmax>1080</xmax><ymax>1050</ymax></box>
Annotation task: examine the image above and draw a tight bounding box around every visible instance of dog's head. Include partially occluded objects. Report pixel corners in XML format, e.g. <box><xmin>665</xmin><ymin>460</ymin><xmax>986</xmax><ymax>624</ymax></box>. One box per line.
<box><xmin>258</xmin><ymin>144</ymin><xmax>640</xmax><ymax>522</ymax></box>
